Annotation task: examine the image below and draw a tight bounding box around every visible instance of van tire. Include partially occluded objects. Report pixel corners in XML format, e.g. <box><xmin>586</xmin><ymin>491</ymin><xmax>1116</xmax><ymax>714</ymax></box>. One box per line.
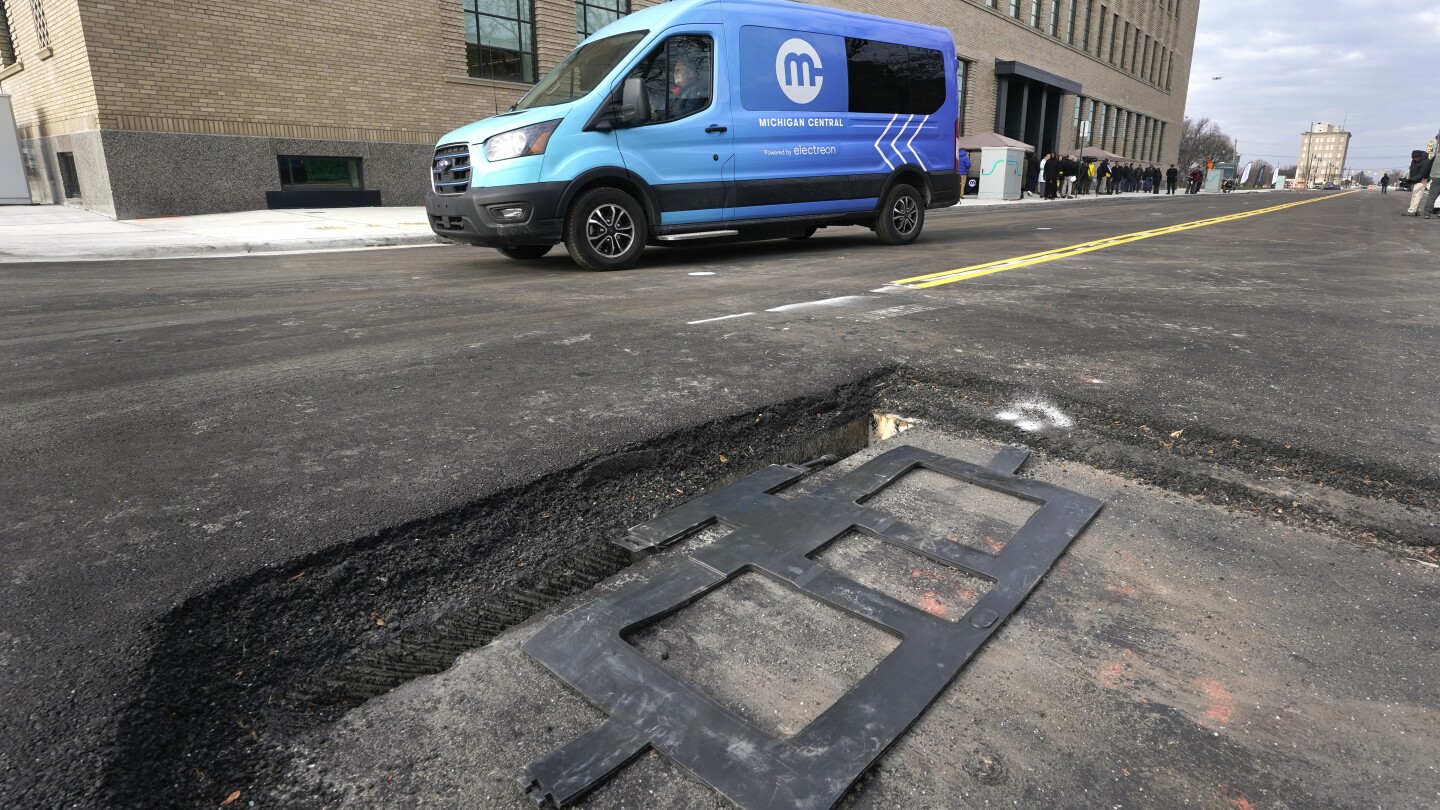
<box><xmin>876</xmin><ymin>184</ymin><xmax>924</xmax><ymax>245</ymax></box>
<box><xmin>565</xmin><ymin>187</ymin><xmax>647</xmax><ymax>271</ymax></box>
<box><xmin>497</xmin><ymin>244</ymin><xmax>553</xmax><ymax>260</ymax></box>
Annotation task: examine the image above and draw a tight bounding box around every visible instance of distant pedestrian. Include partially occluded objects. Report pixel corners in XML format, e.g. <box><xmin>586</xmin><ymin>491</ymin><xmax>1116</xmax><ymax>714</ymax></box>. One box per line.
<box><xmin>1379</xmin><ymin>173</ymin><xmax>1389</xmax><ymax>195</ymax></box>
<box><xmin>1042</xmin><ymin>152</ymin><xmax>1061</xmax><ymax>199</ymax></box>
<box><xmin>1188</xmin><ymin>167</ymin><xmax>1204</xmax><ymax>194</ymax></box>
<box><xmin>1060</xmin><ymin>154</ymin><xmax>1078</xmax><ymax>198</ymax></box>
<box><xmin>957</xmin><ymin>148</ymin><xmax>971</xmax><ymax>198</ymax></box>
<box><xmin>1166</xmin><ymin>164</ymin><xmax>1179</xmax><ymax>194</ymax></box>
<box><xmin>1403</xmin><ymin>150</ymin><xmax>1431</xmax><ymax>216</ymax></box>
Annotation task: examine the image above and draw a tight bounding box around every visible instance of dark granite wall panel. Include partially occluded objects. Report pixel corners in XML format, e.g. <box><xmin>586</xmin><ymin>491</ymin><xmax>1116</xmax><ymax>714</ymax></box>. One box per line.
<box><xmin>102</xmin><ymin>131</ymin><xmax>431</xmax><ymax>219</ymax></box>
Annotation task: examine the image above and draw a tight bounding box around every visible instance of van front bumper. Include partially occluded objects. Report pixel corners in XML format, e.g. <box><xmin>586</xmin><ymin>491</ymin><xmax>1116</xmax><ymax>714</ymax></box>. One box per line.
<box><xmin>426</xmin><ymin>183</ymin><xmax>567</xmax><ymax>247</ymax></box>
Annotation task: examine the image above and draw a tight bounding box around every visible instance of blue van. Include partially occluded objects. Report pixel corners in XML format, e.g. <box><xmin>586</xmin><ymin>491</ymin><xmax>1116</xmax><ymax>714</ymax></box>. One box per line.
<box><xmin>427</xmin><ymin>0</ymin><xmax>959</xmax><ymax>270</ymax></box>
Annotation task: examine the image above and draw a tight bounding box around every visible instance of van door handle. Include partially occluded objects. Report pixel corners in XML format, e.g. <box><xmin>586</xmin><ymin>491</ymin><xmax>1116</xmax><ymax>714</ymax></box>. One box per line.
<box><xmin>705</xmin><ymin>125</ymin><xmax>728</xmax><ymax>134</ymax></box>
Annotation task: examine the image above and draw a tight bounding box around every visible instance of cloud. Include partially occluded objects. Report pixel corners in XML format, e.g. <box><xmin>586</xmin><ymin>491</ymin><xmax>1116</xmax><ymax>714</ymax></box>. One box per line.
<box><xmin>1418</xmin><ymin>10</ymin><xmax>1440</xmax><ymax>36</ymax></box>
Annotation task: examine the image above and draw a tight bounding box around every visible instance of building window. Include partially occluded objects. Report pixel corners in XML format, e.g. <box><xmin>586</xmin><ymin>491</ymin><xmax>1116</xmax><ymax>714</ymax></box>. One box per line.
<box><xmin>27</xmin><ymin>0</ymin><xmax>47</xmax><ymax>49</ymax></box>
<box><xmin>1082</xmin><ymin>97</ymin><xmax>1094</xmax><ymax>145</ymax></box>
<box><xmin>1008</xmin><ymin>0</ymin><xmax>1020</xmax><ymax>19</ymax></box>
<box><xmin>277</xmin><ymin>156</ymin><xmax>363</xmax><ymax>189</ymax></box>
<box><xmin>0</xmin><ymin>0</ymin><xmax>16</xmax><ymax>65</ymax></box>
<box><xmin>57</xmin><ymin>152</ymin><xmax>80</xmax><ymax>198</ymax></box>
<box><xmin>1071</xmin><ymin>95</ymin><xmax>1081</xmax><ymax>147</ymax></box>
<box><xmin>1030</xmin><ymin>0</ymin><xmax>1040</xmax><ymax>28</ymax></box>
<box><xmin>1082</xmin><ymin>0</ymin><xmax>1093</xmax><ymax>51</ymax></box>
<box><xmin>986</xmin><ymin>0</ymin><xmax>997</xmax><ymax>7</ymax></box>
<box><xmin>1095</xmin><ymin>7</ymin><xmax>1106</xmax><ymax>56</ymax></box>
<box><xmin>1120</xmin><ymin>22</ymin><xmax>1129</xmax><ymax>70</ymax></box>
<box><xmin>575</xmin><ymin>0</ymin><xmax>626</xmax><ymax>42</ymax></box>
<box><xmin>1131</xmin><ymin>29</ymin><xmax>1141</xmax><ymax>73</ymax></box>
<box><xmin>1048</xmin><ymin>0</ymin><xmax>1060</xmax><ymax>35</ymax></box>
<box><xmin>1109</xmin><ymin>13</ymin><xmax>1119</xmax><ymax>63</ymax></box>
<box><xmin>1094</xmin><ymin>104</ymin><xmax>1106</xmax><ymax>147</ymax></box>
<box><xmin>1065</xmin><ymin>0</ymin><xmax>1077</xmax><ymax>44</ymax></box>
<box><xmin>465</xmin><ymin>0</ymin><xmax>536</xmax><ymax>83</ymax></box>
<box><xmin>957</xmin><ymin>59</ymin><xmax>970</xmax><ymax>135</ymax></box>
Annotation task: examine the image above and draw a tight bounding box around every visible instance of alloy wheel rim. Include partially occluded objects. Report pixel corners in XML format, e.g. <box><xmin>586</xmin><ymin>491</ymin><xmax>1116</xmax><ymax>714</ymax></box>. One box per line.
<box><xmin>585</xmin><ymin>203</ymin><xmax>634</xmax><ymax>258</ymax></box>
<box><xmin>893</xmin><ymin>195</ymin><xmax>919</xmax><ymax>235</ymax></box>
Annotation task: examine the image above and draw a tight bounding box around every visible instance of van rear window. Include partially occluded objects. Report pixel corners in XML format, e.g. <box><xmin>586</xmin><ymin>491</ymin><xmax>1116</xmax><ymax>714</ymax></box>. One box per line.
<box><xmin>845</xmin><ymin>39</ymin><xmax>946</xmax><ymax>115</ymax></box>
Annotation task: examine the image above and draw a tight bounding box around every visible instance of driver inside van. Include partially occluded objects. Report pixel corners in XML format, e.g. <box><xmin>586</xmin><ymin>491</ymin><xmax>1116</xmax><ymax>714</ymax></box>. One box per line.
<box><xmin>669</xmin><ymin>58</ymin><xmax>709</xmax><ymax>116</ymax></box>
<box><xmin>631</xmin><ymin>36</ymin><xmax>712</xmax><ymax>122</ymax></box>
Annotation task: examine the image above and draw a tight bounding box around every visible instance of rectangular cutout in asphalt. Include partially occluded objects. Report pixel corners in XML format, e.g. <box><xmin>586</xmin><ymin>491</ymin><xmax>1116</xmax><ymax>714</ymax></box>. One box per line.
<box><xmin>811</xmin><ymin>529</ymin><xmax>994</xmax><ymax>622</ymax></box>
<box><xmin>519</xmin><ymin>443</ymin><xmax>1102</xmax><ymax>809</ymax></box>
<box><xmin>626</xmin><ymin>571</ymin><xmax>898</xmax><ymax>739</ymax></box>
<box><xmin>861</xmin><ymin>467</ymin><xmax>1040</xmax><ymax>554</ymax></box>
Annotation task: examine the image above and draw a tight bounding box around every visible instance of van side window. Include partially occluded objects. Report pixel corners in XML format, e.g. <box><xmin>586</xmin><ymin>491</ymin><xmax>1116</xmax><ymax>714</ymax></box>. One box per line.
<box><xmin>626</xmin><ymin>34</ymin><xmax>712</xmax><ymax>123</ymax></box>
<box><xmin>846</xmin><ymin>39</ymin><xmax>945</xmax><ymax>115</ymax></box>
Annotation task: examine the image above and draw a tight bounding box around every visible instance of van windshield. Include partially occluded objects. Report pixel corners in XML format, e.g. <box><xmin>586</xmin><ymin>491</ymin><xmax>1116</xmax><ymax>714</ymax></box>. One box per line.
<box><xmin>513</xmin><ymin>31</ymin><xmax>649</xmax><ymax>111</ymax></box>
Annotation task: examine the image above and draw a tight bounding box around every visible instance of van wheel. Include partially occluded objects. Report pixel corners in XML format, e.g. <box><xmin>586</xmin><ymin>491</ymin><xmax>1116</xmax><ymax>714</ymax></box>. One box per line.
<box><xmin>497</xmin><ymin>244</ymin><xmax>553</xmax><ymax>260</ymax></box>
<box><xmin>565</xmin><ymin>187</ymin><xmax>647</xmax><ymax>271</ymax></box>
<box><xmin>876</xmin><ymin>184</ymin><xmax>924</xmax><ymax>245</ymax></box>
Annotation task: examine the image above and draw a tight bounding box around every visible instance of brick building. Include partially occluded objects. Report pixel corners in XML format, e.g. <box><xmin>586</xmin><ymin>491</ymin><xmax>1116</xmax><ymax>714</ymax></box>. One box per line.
<box><xmin>0</xmin><ymin>0</ymin><xmax>1197</xmax><ymax>218</ymax></box>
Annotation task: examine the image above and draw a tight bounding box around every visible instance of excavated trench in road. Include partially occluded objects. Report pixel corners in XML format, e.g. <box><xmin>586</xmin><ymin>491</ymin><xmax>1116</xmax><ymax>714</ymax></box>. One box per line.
<box><xmin>101</xmin><ymin>366</ymin><xmax>1440</xmax><ymax>809</ymax></box>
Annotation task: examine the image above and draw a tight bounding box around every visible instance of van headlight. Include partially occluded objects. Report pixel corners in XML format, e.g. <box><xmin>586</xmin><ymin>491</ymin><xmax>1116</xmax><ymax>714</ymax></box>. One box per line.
<box><xmin>483</xmin><ymin>120</ymin><xmax>562</xmax><ymax>162</ymax></box>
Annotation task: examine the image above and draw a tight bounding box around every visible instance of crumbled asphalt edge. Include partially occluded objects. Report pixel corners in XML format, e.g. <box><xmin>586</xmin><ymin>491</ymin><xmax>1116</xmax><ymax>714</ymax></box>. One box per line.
<box><xmin>872</xmin><ymin>370</ymin><xmax>1440</xmax><ymax>553</ymax></box>
<box><xmin>98</xmin><ymin>374</ymin><xmax>885</xmax><ymax>810</ymax></box>
<box><xmin>99</xmin><ymin>365</ymin><xmax>1440</xmax><ymax>810</ymax></box>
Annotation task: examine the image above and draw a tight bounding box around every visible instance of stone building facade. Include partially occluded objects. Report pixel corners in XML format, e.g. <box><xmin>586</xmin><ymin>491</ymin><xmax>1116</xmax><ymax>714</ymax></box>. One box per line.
<box><xmin>1296</xmin><ymin>122</ymin><xmax>1350</xmax><ymax>186</ymax></box>
<box><xmin>0</xmin><ymin>0</ymin><xmax>1197</xmax><ymax>218</ymax></box>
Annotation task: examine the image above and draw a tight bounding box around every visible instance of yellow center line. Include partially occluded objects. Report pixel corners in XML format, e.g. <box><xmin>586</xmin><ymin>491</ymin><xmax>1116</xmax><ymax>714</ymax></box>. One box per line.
<box><xmin>894</xmin><ymin>191</ymin><xmax>1359</xmax><ymax>289</ymax></box>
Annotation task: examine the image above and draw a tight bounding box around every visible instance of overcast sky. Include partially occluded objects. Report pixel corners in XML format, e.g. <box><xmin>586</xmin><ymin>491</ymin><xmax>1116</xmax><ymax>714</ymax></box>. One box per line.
<box><xmin>1186</xmin><ymin>0</ymin><xmax>1440</xmax><ymax>175</ymax></box>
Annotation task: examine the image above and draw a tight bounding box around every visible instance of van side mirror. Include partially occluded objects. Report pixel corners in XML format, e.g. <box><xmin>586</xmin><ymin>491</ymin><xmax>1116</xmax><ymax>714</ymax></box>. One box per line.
<box><xmin>617</xmin><ymin>77</ymin><xmax>650</xmax><ymax>127</ymax></box>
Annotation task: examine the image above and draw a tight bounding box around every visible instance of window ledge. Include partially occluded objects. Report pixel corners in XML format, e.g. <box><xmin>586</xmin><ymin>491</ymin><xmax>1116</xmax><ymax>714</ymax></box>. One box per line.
<box><xmin>0</xmin><ymin>61</ymin><xmax>22</xmax><ymax>81</ymax></box>
<box><xmin>37</xmin><ymin>46</ymin><xmax>53</xmax><ymax>60</ymax></box>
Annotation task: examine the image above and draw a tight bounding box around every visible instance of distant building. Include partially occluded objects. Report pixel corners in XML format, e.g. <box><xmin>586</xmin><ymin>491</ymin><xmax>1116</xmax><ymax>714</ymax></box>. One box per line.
<box><xmin>0</xmin><ymin>0</ymin><xmax>1199</xmax><ymax>218</ymax></box>
<box><xmin>1297</xmin><ymin>122</ymin><xmax>1350</xmax><ymax>186</ymax></box>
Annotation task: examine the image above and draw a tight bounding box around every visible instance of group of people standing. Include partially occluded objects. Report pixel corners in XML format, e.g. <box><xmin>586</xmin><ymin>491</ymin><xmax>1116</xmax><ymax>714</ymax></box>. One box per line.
<box><xmin>1026</xmin><ymin>155</ymin><xmax>1190</xmax><ymax>198</ymax></box>
<box><xmin>1401</xmin><ymin>149</ymin><xmax>1440</xmax><ymax>219</ymax></box>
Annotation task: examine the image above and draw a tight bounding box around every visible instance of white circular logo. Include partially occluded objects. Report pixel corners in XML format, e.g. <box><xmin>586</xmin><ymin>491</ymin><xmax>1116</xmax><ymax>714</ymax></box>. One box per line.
<box><xmin>775</xmin><ymin>38</ymin><xmax>823</xmax><ymax>105</ymax></box>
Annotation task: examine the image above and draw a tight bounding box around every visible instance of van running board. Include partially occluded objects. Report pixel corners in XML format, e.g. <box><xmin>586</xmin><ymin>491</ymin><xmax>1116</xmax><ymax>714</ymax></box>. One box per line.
<box><xmin>654</xmin><ymin>230</ymin><xmax>740</xmax><ymax>241</ymax></box>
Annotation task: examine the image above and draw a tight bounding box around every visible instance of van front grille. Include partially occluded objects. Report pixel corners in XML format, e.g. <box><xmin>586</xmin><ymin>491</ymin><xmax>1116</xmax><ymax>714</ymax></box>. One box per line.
<box><xmin>432</xmin><ymin>143</ymin><xmax>471</xmax><ymax>195</ymax></box>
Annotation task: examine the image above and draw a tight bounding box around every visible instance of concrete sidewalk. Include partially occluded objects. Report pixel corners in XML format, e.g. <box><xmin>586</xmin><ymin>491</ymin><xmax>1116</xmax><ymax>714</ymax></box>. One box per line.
<box><xmin>0</xmin><ymin>189</ymin><xmax>1279</xmax><ymax>263</ymax></box>
<box><xmin>0</xmin><ymin>205</ymin><xmax>447</xmax><ymax>263</ymax></box>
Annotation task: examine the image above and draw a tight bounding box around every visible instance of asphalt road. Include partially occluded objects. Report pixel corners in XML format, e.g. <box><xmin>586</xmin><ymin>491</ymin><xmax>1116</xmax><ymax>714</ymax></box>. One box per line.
<box><xmin>2</xmin><ymin>189</ymin><xmax>1437</xmax><ymax>808</ymax></box>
